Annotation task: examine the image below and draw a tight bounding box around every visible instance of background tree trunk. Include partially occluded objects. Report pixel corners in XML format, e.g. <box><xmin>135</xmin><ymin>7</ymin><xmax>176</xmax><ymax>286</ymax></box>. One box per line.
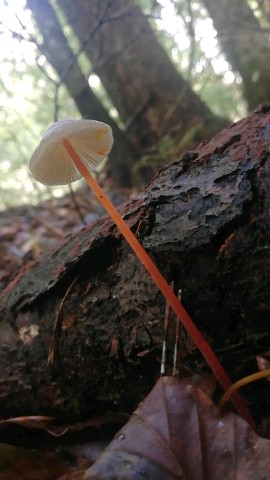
<box><xmin>56</xmin><ymin>0</ymin><xmax>228</xmax><ymax>151</ymax></box>
<box><xmin>202</xmin><ymin>0</ymin><xmax>270</xmax><ymax>110</ymax></box>
<box><xmin>1</xmin><ymin>104</ymin><xmax>270</xmax><ymax>422</ymax></box>
<box><xmin>26</xmin><ymin>0</ymin><xmax>138</xmax><ymax>187</ymax></box>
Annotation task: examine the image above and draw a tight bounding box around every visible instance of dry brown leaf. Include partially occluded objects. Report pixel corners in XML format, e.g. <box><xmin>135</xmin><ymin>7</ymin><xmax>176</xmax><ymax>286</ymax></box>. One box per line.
<box><xmin>84</xmin><ymin>376</ymin><xmax>270</xmax><ymax>479</ymax></box>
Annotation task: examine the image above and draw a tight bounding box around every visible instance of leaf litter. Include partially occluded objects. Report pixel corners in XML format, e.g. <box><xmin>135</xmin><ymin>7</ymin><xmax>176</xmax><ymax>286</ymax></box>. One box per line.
<box><xmin>1</xmin><ymin>173</ymin><xmax>270</xmax><ymax>477</ymax></box>
<box><xmin>84</xmin><ymin>376</ymin><xmax>270</xmax><ymax>479</ymax></box>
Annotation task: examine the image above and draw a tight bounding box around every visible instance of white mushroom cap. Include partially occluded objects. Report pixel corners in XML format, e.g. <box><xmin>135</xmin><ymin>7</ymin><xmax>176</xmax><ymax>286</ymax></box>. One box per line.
<box><xmin>29</xmin><ymin>119</ymin><xmax>114</xmax><ymax>186</ymax></box>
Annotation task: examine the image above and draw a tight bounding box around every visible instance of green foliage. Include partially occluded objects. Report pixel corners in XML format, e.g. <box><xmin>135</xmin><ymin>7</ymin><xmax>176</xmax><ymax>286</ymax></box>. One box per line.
<box><xmin>0</xmin><ymin>1</ymin><xmax>79</xmax><ymax>209</ymax></box>
<box><xmin>141</xmin><ymin>0</ymin><xmax>247</xmax><ymax>120</ymax></box>
<box><xmin>0</xmin><ymin>54</ymin><xmax>78</xmax><ymax>209</ymax></box>
<box><xmin>133</xmin><ymin>134</ymin><xmax>179</xmax><ymax>182</ymax></box>
<box><xmin>248</xmin><ymin>0</ymin><xmax>270</xmax><ymax>27</ymax></box>
<box><xmin>0</xmin><ymin>0</ymin><xmax>265</xmax><ymax>209</ymax></box>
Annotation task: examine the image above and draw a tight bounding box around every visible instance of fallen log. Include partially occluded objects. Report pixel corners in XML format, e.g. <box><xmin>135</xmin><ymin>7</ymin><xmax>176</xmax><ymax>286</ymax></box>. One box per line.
<box><xmin>1</xmin><ymin>104</ymin><xmax>270</xmax><ymax>420</ymax></box>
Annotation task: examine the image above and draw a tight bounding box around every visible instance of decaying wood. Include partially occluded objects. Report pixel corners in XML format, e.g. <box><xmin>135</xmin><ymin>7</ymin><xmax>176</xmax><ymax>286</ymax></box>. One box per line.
<box><xmin>0</xmin><ymin>104</ymin><xmax>270</xmax><ymax>419</ymax></box>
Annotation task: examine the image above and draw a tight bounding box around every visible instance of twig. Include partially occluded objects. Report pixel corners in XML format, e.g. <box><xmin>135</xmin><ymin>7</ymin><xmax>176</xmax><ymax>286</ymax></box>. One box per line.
<box><xmin>160</xmin><ymin>281</ymin><xmax>174</xmax><ymax>376</ymax></box>
<box><xmin>68</xmin><ymin>184</ymin><xmax>87</xmax><ymax>226</ymax></box>
<box><xmin>173</xmin><ymin>289</ymin><xmax>182</xmax><ymax>377</ymax></box>
<box><xmin>29</xmin><ymin>210</ymin><xmax>65</xmax><ymax>238</ymax></box>
<box><xmin>47</xmin><ymin>276</ymin><xmax>78</xmax><ymax>365</ymax></box>
<box><xmin>219</xmin><ymin>369</ymin><xmax>270</xmax><ymax>409</ymax></box>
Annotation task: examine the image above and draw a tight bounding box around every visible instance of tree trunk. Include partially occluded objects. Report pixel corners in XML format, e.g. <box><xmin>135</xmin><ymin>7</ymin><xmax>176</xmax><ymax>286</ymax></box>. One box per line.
<box><xmin>56</xmin><ymin>0</ymin><xmax>228</xmax><ymax>152</ymax></box>
<box><xmin>203</xmin><ymin>0</ymin><xmax>270</xmax><ymax>110</ymax></box>
<box><xmin>1</xmin><ymin>104</ymin><xmax>270</xmax><ymax>421</ymax></box>
<box><xmin>26</xmin><ymin>0</ymin><xmax>138</xmax><ymax>187</ymax></box>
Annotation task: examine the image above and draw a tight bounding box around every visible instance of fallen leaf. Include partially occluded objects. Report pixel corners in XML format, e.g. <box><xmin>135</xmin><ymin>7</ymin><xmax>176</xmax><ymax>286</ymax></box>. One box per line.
<box><xmin>84</xmin><ymin>376</ymin><xmax>270</xmax><ymax>479</ymax></box>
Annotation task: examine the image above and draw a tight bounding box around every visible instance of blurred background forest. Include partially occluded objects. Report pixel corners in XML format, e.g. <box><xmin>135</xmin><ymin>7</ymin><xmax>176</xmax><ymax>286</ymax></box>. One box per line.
<box><xmin>0</xmin><ymin>0</ymin><xmax>270</xmax><ymax>212</ymax></box>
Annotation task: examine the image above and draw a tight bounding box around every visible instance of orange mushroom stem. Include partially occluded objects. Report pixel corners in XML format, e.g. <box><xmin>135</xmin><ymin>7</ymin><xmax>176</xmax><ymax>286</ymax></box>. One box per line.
<box><xmin>62</xmin><ymin>138</ymin><xmax>254</xmax><ymax>428</ymax></box>
<box><xmin>29</xmin><ymin>119</ymin><xmax>254</xmax><ymax>428</ymax></box>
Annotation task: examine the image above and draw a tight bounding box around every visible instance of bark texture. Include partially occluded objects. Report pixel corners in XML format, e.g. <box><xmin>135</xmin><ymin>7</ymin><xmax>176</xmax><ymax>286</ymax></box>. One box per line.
<box><xmin>1</xmin><ymin>104</ymin><xmax>270</xmax><ymax>420</ymax></box>
<box><xmin>56</xmin><ymin>0</ymin><xmax>228</xmax><ymax>151</ymax></box>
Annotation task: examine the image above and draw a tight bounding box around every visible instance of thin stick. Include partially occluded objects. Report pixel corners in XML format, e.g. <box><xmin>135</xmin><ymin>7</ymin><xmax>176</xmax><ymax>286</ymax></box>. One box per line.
<box><xmin>47</xmin><ymin>276</ymin><xmax>78</xmax><ymax>365</ymax></box>
<box><xmin>173</xmin><ymin>289</ymin><xmax>182</xmax><ymax>377</ymax></box>
<box><xmin>219</xmin><ymin>369</ymin><xmax>270</xmax><ymax>409</ymax></box>
<box><xmin>161</xmin><ymin>281</ymin><xmax>174</xmax><ymax>376</ymax></box>
<box><xmin>62</xmin><ymin>138</ymin><xmax>255</xmax><ymax>428</ymax></box>
<box><xmin>68</xmin><ymin>183</ymin><xmax>87</xmax><ymax>226</ymax></box>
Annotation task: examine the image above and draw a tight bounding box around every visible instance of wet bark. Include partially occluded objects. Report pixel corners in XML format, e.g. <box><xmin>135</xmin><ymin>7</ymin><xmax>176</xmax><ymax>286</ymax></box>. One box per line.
<box><xmin>1</xmin><ymin>104</ymin><xmax>270</xmax><ymax>421</ymax></box>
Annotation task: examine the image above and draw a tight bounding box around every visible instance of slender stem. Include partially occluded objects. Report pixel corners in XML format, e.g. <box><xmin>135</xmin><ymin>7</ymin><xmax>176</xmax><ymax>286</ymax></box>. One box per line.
<box><xmin>63</xmin><ymin>138</ymin><xmax>255</xmax><ymax>428</ymax></box>
<box><xmin>173</xmin><ymin>289</ymin><xmax>182</xmax><ymax>377</ymax></box>
<box><xmin>161</xmin><ymin>281</ymin><xmax>174</xmax><ymax>377</ymax></box>
<box><xmin>219</xmin><ymin>369</ymin><xmax>270</xmax><ymax>409</ymax></box>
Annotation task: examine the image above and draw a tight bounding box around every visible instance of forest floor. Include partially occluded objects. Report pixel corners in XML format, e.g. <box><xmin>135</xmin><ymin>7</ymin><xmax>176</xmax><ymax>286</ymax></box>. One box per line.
<box><xmin>1</xmin><ymin>105</ymin><xmax>270</xmax><ymax>477</ymax></box>
<box><xmin>0</xmin><ymin>181</ymin><xmax>136</xmax><ymax>284</ymax></box>
<box><xmin>0</xmin><ymin>183</ymin><xmax>140</xmax><ymax>478</ymax></box>
<box><xmin>1</xmin><ymin>184</ymin><xmax>270</xmax><ymax>479</ymax></box>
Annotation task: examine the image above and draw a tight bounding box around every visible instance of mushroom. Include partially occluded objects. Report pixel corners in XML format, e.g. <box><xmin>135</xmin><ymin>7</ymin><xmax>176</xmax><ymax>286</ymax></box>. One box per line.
<box><xmin>29</xmin><ymin>119</ymin><xmax>253</xmax><ymax>426</ymax></box>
